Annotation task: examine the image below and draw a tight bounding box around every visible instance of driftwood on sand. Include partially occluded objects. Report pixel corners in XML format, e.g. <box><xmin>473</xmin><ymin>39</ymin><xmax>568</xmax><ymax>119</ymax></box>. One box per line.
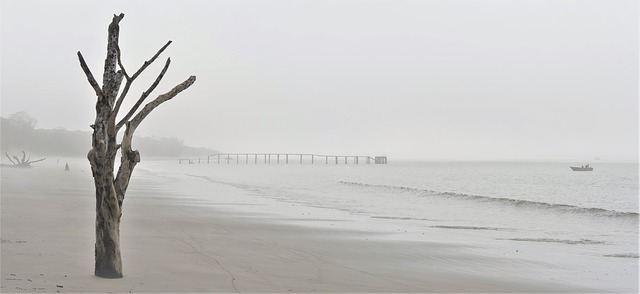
<box><xmin>2</xmin><ymin>151</ymin><xmax>46</xmax><ymax>168</ymax></box>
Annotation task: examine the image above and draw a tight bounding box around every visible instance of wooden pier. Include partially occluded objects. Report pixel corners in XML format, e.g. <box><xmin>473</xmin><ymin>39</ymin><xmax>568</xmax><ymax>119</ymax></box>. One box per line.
<box><xmin>178</xmin><ymin>158</ymin><xmax>201</xmax><ymax>164</ymax></box>
<box><xmin>177</xmin><ymin>153</ymin><xmax>387</xmax><ymax>165</ymax></box>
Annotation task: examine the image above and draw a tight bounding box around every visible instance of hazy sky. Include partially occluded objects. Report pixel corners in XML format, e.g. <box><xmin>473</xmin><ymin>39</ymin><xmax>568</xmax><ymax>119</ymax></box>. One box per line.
<box><xmin>1</xmin><ymin>0</ymin><xmax>637</xmax><ymax>160</ymax></box>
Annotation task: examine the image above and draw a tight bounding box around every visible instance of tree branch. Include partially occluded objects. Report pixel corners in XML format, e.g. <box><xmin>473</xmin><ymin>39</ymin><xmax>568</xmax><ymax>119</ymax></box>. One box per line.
<box><xmin>30</xmin><ymin>158</ymin><xmax>46</xmax><ymax>164</ymax></box>
<box><xmin>111</xmin><ymin>41</ymin><xmax>172</xmax><ymax>125</ymax></box>
<box><xmin>128</xmin><ymin>75</ymin><xmax>196</xmax><ymax>132</ymax></box>
<box><xmin>115</xmin><ymin>43</ymin><xmax>130</xmax><ymax>80</ymax></box>
<box><xmin>114</xmin><ymin>124</ymin><xmax>139</xmax><ymax>207</ymax></box>
<box><xmin>131</xmin><ymin>40</ymin><xmax>172</xmax><ymax>81</ymax></box>
<box><xmin>77</xmin><ymin>51</ymin><xmax>103</xmax><ymax>98</ymax></box>
<box><xmin>114</xmin><ymin>75</ymin><xmax>196</xmax><ymax>207</ymax></box>
<box><xmin>116</xmin><ymin>58</ymin><xmax>171</xmax><ymax>131</ymax></box>
<box><xmin>111</xmin><ymin>82</ymin><xmax>132</xmax><ymax>124</ymax></box>
<box><xmin>5</xmin><ymin>152</ymin><xmax>16</xmax><ymax>165</ymax></box>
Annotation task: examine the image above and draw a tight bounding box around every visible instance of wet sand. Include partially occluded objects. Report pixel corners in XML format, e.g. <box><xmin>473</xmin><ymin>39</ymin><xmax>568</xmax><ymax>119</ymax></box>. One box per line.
<box><xmin>1</xmin><ymin>162</ymin><xmax>605</xmax><ymax>293</ymax></box>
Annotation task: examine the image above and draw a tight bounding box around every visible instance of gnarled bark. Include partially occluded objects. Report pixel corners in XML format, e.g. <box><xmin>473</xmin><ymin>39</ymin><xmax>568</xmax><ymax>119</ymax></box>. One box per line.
<box><xmin>78</xmin><ymin>13</ymin><xmax>196</xmax><ymax>278</ymax></box>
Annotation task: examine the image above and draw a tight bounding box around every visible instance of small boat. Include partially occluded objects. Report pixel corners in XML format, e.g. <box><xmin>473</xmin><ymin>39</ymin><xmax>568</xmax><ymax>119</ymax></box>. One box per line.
<box><xmin>570</xmin><ymin>164</ymin><xmax>593</xmax><ymax>171</ymax></box>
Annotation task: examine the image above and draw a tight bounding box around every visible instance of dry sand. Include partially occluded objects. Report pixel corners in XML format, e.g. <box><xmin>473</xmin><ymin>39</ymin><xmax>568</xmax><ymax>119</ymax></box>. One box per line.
<box><xmin>1</xmin><ymin>161</ymin><xmax>606</xmax><ymax>293</ymax></box>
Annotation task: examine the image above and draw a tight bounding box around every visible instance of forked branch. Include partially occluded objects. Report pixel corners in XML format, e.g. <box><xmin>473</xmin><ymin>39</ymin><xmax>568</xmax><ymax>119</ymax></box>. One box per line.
<box><xmin>4</xmin><ymin>152</ymin><xmax>16</xmax><ymax>165</ymax></box>
<box><xmin>112</xmin><ymin>40</ymin><xmax>172</xmax><ymax>122</ymax></box>
<box><xmin>115</xmin><ymin>57</ymin><xmax>172</xmax><ymax>131</ymax></box>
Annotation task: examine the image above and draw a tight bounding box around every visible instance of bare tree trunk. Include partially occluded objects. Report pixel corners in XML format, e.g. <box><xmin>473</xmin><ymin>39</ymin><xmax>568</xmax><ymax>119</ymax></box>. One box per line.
<box><xmin>92</xmin><ymin>167</ymin><xmax>123</xmax><ymax>278</ymax></box>
<box><xmin>78</xmin><ymin>13</ymin><xmax>196</xmax><ymax>278</ymax></box>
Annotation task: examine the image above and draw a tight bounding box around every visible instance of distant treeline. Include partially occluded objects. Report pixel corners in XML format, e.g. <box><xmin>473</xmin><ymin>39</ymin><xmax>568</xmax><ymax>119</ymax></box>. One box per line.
<box><xmin>1</xmin><ymin>112</ymin><xmax>217</xmax><ymax>158</ymax></box>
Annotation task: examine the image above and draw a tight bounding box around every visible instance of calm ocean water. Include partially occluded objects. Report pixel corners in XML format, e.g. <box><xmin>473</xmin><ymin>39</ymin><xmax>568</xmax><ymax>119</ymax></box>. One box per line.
<box><xmin>141</xmin><ymin>160</ymin><xmax>638</xmax><ymax>290</ymax></box>
<box><xmin>148</xmin><ymin>160</ymin><xmax>638</xmax><ymax>246</ymax></box>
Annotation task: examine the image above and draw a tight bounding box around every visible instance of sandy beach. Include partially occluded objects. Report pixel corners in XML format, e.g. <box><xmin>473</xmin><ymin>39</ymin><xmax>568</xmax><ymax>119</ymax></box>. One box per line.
<box><xmin>1</xmin><ymin>161</ymin><xmax>613</xmax><ymax>293</ymax></box>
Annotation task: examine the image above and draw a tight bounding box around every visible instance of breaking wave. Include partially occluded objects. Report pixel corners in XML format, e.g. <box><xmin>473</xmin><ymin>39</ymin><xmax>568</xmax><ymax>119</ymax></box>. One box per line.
<box><xmin>371</xmin><ymin>216</ymin><xmax>438</xmax><ymax>221</ymax></box>
<box><xmin>603</xmin><ymin>253</ymin><xmax>639</xmax><ymax>258</ymax></box>
<box><xmin>338</xmin><ymin>181</ymin><xmax>638</xmax><ymax>219</ymax></box>
<box><xmin>499</xmin><ymin>238</ymin><xmax>607</xmax><ymax>245</ymax></box>
<box><xmin>431</xmin><ymin>225</ymin><xmax>513</xmax><ymax>231</ymax></box>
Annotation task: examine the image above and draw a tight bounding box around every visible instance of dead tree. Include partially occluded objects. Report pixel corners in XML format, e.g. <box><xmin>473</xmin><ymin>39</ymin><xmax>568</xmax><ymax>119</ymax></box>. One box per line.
<box><xmin>77</xmin><ymin>13</ymin><xmax>196</xmax><ymax>278</ymax></box>
<box><xmin>3</xmin><ymin>151</ymin><xmax>46</xmax><ymax>168</ymax></box>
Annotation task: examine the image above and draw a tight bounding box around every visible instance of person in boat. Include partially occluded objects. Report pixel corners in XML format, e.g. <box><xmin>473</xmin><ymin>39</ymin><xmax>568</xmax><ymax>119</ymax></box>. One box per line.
<box><xmin>581</xmin><ymin>165</ymin><xmax>584</xmax><ymax>168</ymax></box>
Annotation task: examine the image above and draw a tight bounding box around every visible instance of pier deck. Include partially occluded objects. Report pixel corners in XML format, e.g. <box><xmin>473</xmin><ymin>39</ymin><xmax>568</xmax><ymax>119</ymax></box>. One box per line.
<box><xmin>179</xmin><ymin>154</ymin><xmax>387</xmax><ymax>164</ymax></box>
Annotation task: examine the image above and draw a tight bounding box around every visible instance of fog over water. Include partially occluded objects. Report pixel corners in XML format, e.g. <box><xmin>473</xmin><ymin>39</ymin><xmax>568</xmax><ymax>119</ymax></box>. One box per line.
<box><xmin>1</xmin><ymin>0</ymin><xmax>637</xmax><ymax>161</ymax></box>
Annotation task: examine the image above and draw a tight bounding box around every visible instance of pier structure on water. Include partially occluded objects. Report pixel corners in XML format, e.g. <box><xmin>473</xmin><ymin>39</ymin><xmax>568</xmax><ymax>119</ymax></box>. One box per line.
<box><xmin>179</xmin><ymin>154</ymin><xmax>387</xmax><ymax>165</ymax></box>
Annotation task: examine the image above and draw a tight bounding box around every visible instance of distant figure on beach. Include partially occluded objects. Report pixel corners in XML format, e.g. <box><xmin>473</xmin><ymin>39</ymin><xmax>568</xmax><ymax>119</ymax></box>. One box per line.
<box><xmin>64</xmin><ymin>162</ymin><xmax>70</xmax><ymax>171</ymax></box>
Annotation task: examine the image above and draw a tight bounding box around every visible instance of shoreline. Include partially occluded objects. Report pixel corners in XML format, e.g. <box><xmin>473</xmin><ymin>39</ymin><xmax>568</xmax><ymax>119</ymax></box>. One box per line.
<box><xmin>1</xmin><ymin>162</ymin><xmax>616</xmax><ymax>292</ymax></box>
